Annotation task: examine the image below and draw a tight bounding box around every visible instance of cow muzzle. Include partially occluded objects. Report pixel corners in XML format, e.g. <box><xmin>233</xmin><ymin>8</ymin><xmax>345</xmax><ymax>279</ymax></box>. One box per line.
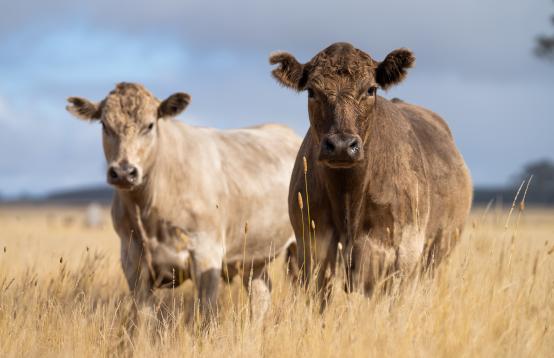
<box><xmin>107</xmin><ymin>162</ymin><xmax>141</xmax><ymax>189</ymax></box>
<box><xmin>318</xmin><ymin>133</ymin><xmax>364</xmax><ymax>169</ymax></box>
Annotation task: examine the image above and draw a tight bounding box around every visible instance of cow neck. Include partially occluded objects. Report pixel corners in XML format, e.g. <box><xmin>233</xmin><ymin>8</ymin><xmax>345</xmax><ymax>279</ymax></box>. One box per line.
<box><xmin>117</xmin><ymin>180</ymin><xmax>153</xmax><ymax>214</ymax></box>
<box><xmin>318</xmin><ymin>102</ymin><xmax>392</xmax><ymax>242</ymax></box>
<box><xmin>117</xmin><ymin>119</ymin><xmax>186</xmax><ymax>217</ymax></box>
<box><xmin>321</xmin><ymin>162</ymin><xmax>369</xmax><ymax>243</ymax></box>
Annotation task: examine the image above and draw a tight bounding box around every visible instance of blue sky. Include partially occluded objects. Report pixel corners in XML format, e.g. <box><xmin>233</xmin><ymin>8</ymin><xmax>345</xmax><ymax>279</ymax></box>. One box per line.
<box><xmin>0</xmin><ymin>0</ymin><xmax>553</xmax><ymax>197</ymax></box>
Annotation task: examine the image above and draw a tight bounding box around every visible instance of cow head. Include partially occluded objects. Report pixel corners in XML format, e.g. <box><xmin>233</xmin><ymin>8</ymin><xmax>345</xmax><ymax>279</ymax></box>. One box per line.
<box><xmin>270</xmin><ymin>42</ymin><xmax>414</xmax><ymax>169</ymax></box>
<box><xmin>66</xmin><ymin>82</ymin><xmax>190</xmax><ymax>190</ymax></box>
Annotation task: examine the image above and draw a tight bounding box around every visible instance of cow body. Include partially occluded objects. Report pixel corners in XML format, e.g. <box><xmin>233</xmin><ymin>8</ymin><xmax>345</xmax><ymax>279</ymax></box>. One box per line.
<box><xmin>270</xmin><ymin>43</ymin><xmax>472</xmax><ymax>301</ymax></box>
<box><xmin>289</xmin><ymin>98</ymin><xmax>471</xmax><ymax>294</ymax></box>
<box><xmin>115</xmin><ymin>121</ymin><xmax>300</xmax><ymax>299</ymax></box>
<box><xmin>66</xmin><ymin>83</ymin><xmax>301</xmax><ymax>322</ymax></box>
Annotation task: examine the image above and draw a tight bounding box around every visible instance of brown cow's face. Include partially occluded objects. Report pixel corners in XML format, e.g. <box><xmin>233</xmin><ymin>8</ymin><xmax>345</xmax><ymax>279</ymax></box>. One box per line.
<box><xmin>66</xmin><ymin>83</ymin><xmax>190</xmax><ymax>190</ymax></box>
<box><xmin>270</xmin><ymin>42</ymin><xmax>414</xmax><ymax>169</ymax></box>
<box><xmin>305</xmin><ymin>45</ymin><xmax>377</xmax><ymax>168</ymax></box>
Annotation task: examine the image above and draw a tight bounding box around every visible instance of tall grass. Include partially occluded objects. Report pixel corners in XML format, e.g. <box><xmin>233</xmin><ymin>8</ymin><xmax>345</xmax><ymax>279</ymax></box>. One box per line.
<box><xmin>0</xmin><ymin>205</ymin><xmax>553</xmax><ymax>357</ymax></box>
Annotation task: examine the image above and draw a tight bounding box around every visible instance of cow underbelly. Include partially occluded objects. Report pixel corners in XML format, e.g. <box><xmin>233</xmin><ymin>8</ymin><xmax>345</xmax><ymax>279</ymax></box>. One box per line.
<box><xmin>154</xmin><ymin>266</ymin><xmax>191</xmax><ymax>289</ymax></box>
<box><xmin>221</xmin><ymin>206</ymin><xmax>293</xmax><ymax>264</ymax></box>
<box><xmin>223</xmin><ymin>231</ymin><xmax>292</xmax><ymax>265</ymax></box>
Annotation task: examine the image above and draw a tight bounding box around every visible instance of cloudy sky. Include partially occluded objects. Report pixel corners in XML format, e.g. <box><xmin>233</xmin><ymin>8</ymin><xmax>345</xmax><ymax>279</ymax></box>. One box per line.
<box><xmin>0</xmin><ymin>0</ymin><xmax>553</xmax><ymax>197</ymax></box>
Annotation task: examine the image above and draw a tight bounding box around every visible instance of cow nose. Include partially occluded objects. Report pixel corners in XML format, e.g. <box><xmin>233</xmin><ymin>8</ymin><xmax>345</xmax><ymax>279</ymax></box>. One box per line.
<box><xmin>346</xmin><ymin>137</ymin><xmax>361</xmax><ymax>155</ymax></box>
<box><xmin>320</xmin><ymin>133</ymin><xmax>364</xmax><ymax>166</ymax></box>
<box><xmin>107</xmin><ymin>163</ymin><xmax>140</xmax><ymax>186</ymax></box>
<box><xmin>108</xmin><ymin>166</ymin><xmax>119</xmax><ymax>180</ymax></box>
<box><xmin>323</xmin><ymin>137</ymin><xmax>336</xmax><ymax>154</ymax></box>
<box><xmin>127</xmin><ymin>166</ymin><xmax>138</xmax><ymax>180</ymax></box>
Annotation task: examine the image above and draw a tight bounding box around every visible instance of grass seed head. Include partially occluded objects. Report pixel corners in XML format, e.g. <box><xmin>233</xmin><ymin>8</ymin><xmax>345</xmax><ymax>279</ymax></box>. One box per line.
<box><xmin>303</xmin><ymin>156</ymin><xmax>308</xmax><ymax>173</ymax></box>
<box><xmin>298</xmin><ymin>192</ymin><xmax>304</xmax><ymax>210</ymax></box>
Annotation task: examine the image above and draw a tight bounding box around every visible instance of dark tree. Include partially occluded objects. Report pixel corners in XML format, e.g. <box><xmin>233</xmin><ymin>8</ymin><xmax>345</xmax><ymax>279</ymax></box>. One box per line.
<box><xmin>513</xmin><ymin>159</ymin><xmax>554</xmax><ymax>204</ymax></box>
<box><xmin>536</xmin><ymin>5</ymin><xmax>554</xmax><ymax>61</ymax></box>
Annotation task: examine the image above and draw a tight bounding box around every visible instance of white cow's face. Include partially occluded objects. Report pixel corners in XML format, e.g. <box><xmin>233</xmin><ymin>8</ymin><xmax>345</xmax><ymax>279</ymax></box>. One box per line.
<box><xmin>66</xmin><ymin>82</ymin><xmax>190</xmax><ymax>190</ymax></box>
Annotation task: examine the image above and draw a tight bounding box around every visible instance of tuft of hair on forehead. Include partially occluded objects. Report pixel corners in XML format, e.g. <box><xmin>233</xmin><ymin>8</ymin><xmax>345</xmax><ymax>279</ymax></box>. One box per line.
<box><xmin>307</xmin><ymin>42</ymin><xmax>376</xmax><ymax>83</ymax></box>
<box><xmin>103</xmin><ymin>82</ymin><xmax>159</xmax><ymax>121</ymax></box>
<box><xmin>108</xmin><ymin>82</ymin><xmax>157</xmax><ymax>102</ymax></box>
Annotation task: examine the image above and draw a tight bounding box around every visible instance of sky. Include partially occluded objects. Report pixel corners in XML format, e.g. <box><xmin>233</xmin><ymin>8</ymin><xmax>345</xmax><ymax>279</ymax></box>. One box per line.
<box><xmin>0</xmin><ymin>0</ymin><xmax>553</xmax><ymax>197</ymax></box>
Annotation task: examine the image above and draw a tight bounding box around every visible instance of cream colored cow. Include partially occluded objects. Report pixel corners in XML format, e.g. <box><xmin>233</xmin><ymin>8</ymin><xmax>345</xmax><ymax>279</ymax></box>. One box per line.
<box><xmin>67</xmin><ymin>82</ymin><xmax>301</xmax><ymax>323</ymax></box>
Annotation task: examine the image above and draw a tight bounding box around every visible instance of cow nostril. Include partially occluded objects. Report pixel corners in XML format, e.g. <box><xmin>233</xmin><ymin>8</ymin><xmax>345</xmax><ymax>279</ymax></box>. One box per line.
<box><xmin>349</xmin><ymin>140</ymin><xmax>360</xmax><ymax>153</ymax></box>
<box><xmin>324</xmin><ymin>139</ymin><xmax>335</xmax><ymax>153</ymax></box>
<box><xmin>128</xmin><ymin>167</ymin><xmax>138</xmax><ymax>179</ymax></box>
<box><xmin>108</xmin><ymin>167</ymin><xmax>118</xmax><ymax>179</ymax></box>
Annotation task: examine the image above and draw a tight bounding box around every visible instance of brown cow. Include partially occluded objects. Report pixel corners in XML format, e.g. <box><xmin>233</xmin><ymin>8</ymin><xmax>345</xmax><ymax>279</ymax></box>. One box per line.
<box><xmin>66</xmin><ymin>82</ymin><xmax>301</xmax><ymax>323</ymax></box>
<box><xmin>270</xmin><ymin>42</ymin><xmax>472</xmax><ymax>303</ymax></box>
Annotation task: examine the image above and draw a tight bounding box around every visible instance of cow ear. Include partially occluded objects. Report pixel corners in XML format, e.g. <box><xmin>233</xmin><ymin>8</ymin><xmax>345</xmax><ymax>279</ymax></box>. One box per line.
<box><xmin>66</xmin><ymin>97</ymin><xmax>102</xmax><ymax>121</ymax></box>
<box><xmin>269</xmin><ymin>51</ymin><xmax>307</xmax><ymax>91</ymax></box>
<box><xmin>375</xmin><ymin>48</ymin><xmax>415</xmax><ymax>90</ymax></box>
<box><xmin>158</xmin><ymin>92</ymin><xmax>191</xmax><ymax>118</ymax></box>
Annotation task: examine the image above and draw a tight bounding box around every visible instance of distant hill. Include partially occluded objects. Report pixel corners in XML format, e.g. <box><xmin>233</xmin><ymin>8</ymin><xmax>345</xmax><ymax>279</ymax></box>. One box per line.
<box><xmin>44</xmin><ymin>186</ymin><xmax>113</xmax><ymax>204</ymax></box>
<box><xmin>4</xmin><ymin>158</ymin><xmax>554</xmax><ymax>207</ymax></box>
<box><xmin>472</xmin><ymin>187</ymin><xmax>523</xmax><ymax>207</ymax></box>
<box><xmin>1</xmin><ymin>184</ymin><xmax>551</xmax><ymax>207</ymax></box>
<box><xmin>1</xmin><ymin>185</ymin><xmax>113</xmax><ymax>205</ymax></box>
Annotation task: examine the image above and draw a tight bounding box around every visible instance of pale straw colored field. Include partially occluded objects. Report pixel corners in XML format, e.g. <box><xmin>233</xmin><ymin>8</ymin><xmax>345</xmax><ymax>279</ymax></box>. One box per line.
<box><xmin>0</xmin><ymin>204</ymin><xmax>553</xmax><ymax>357</ymax></box>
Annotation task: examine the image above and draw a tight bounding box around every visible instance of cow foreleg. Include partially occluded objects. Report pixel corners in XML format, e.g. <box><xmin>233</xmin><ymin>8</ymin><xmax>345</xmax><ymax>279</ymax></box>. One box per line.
<box><xmin>396</xmin><ymin>226</ymin><xmax>426</xmax><ymax>277</ymax></box>
<box><xmin>243</xmin><ymin>264</ymin><xmax>271</xmax><ymax>326</ymax></box>
<box><xmin>190</xmin><ymin>240</ymin><xmax>223</xmax><ymax>327</ymax></box>
<box><xmin>347</xmin><ymin>238</ymin><xmax>396</xmax><ymax>297</ymax></box>
<box><xmin>120</xmin><ymin>234</ymin><xmax>154</xmax><ymax>304</ymax></box>
<box><xmin>297</xmin><ymin>229</ymin><xmax>337</xmax><ymax>312</ymax></box>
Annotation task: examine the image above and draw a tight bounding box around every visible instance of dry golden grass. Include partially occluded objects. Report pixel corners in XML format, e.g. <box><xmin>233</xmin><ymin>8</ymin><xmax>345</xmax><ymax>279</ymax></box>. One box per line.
<box><xmin>0</xmin><ymin>204</ymin><xmax>553</xmax><ymax>357</ymax></box>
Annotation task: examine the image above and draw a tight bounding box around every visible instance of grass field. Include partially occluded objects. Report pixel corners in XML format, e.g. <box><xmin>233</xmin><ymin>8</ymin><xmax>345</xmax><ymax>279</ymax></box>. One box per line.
<box><xmin>0</xmin><ymin>204</ymin><xmax>553</xmax><ymax>357</ymax></box>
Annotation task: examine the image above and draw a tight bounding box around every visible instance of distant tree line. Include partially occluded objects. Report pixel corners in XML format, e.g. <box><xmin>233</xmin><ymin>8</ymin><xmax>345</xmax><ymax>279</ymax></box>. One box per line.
<box><xmin>1</xmin><ymin>160</ymin><xmax>553</xmax><ymax>206</ymax></box>
<box><xmin>474</xmin><ymin>159</ymin><xmax>554</xmax><ymax>206</ymax></box>
<box><xmin>535</xmin><ymin>2</ymin><xmax>554</xmax><ymax>61</ymax></box>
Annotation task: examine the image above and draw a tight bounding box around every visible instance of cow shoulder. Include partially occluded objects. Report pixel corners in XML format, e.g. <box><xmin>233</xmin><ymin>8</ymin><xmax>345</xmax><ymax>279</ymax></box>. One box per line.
<box><xmin>396</xmin><ymin>101</ymin><xmax>453</xmax><ymax>139</ymax></box>
<box><xmin>364</xmin><ymin>101</ymin><xmax>432</xmax><ymax>224</ymax></box>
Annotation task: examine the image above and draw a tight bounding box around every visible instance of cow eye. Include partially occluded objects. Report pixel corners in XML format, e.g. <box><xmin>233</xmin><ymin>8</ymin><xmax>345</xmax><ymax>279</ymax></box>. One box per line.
<box><xmin>147</xmin><ymin>122</ymin><xmax>154</xmax><ymax>131</ymax></box>
<box><xmin>368</xmin><ymin>87</ymin><xmax>377</xmax><ymax>97</ymax></box>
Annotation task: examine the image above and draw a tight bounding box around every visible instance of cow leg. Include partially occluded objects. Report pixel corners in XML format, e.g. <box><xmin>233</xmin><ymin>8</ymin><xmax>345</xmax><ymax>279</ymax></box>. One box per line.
<box><xmin>423</xmin><ymin>227</ymin><xmax>460</xmax><ymax>271</ymax></box>
<box><xmin>190</xmin><ymin>239</ymin><xmax>223</xmax><ymax>327</ymax></box>
<box><xmin>120</xmin><ymin>234</ymin><xmax>154</xmax><ymax>304</ymax></box>
<box><xmin>316</xmin><ymin>240</ymin><xmax>338</xmax><ymax>312</ymax></box>
<box><xmin>294</xmin><ymin>230</ymin><xmax>313</xmax><ymax>287</ymax></box>
<box><xmin>316</xmin><ymin>262</ymin><xmax>335</xmax><ymax>312</ymax></box>
<box><xmin>196</xmin><ymin>268</ymin><xmax>220</xmax><ymax>325</ymax></box>
<box><xmin>295</xmin><ymin>228</ymin><xmax>339</xmax><ymax>311</ymax></box>
<box><xmin>112</xmin><ymin>197</ymin><xmax>154</xmax><ymax>304</ymax></box>
<box><xmin>347</xmin><ymin>238</ymin><xmax>396</xmax><ymax>297</ymax></box>
<box><xmin>284</xmin><ymin>238</ymin><xmax>300</xmax><ymax>284</ymax></box>
<box><xmin>396</xmin><ymin>226</ymin><xmax>426</xmax><ymax>277</ymax></box>
<box><xmin>243</xmin><ymin>264</ymin><xmax>271</xmax><ymax>326</ymax></box>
